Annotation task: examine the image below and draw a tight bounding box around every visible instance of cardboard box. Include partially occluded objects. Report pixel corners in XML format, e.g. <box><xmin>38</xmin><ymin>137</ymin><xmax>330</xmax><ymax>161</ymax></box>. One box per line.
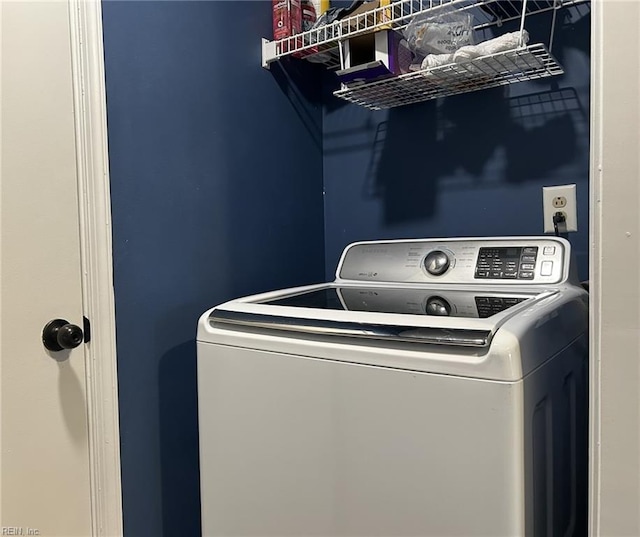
<box><xmin>336</xmin><ymin>29</ymin><xmax>413</xmax><ymax>85</ymax></box>
<box><xmin>342</xmin><ymin>0</ymin><xmax>393</xmax><ymax>33</ymax></box>
<box><xmin>379</xmin><ymin>0</ymin><xmax>393</xmax><ymax>30</ymax></box>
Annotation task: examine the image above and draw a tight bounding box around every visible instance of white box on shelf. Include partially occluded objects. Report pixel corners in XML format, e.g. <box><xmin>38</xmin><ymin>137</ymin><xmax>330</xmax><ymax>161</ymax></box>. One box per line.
<box><xmin>336</xmin><ymin>29</ymin><xmax>412</xmax><ymax>85</ymax></box>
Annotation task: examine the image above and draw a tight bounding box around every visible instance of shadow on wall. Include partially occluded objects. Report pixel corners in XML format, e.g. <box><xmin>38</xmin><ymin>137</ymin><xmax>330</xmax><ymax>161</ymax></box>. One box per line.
<box><xmin>321</xmin><ymin>3</ymin><xmax>590</xmax><ymax>225</ymax></box>
<box><xmin>269</xmin><ymin>58</ymin><xmax>325</xmax><ymax>151</ymax></box>
<box><xmin>159</xmin><ymin>339</ymin><xmax>201</xmax><ymax>537</ymax></box>
<box><xmin>371</xmin><ymin>86</ymin><xmax>582</xmax><ymax>225</ymax></box>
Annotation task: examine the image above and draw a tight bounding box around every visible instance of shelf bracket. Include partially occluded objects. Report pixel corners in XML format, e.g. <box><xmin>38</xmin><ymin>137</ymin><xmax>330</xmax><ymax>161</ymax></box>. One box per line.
<box><xmin>519</xmin><ymin>0</ymin><xmax>529</xmax><ymax>47</ymax></box>
<box><xmin>262</xmin><ymin>38</ymin><xmax>277</xmax><ymax>70</ymax></box>
<box><xmin>548</xmin><ymin>0</ymin><xmax>562</xmax><ymax>53</ymax></box>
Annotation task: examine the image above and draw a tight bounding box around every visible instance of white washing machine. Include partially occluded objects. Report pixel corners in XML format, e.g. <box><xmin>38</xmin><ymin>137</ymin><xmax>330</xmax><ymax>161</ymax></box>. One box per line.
<box><xmin>197</xmin><ymin>237</ymin><xmax>588</xmax><ymax>537</ymax></box>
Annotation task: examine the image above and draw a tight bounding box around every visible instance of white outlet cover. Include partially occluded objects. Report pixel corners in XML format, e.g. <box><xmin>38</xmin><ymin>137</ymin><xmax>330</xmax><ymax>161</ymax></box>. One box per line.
<box><xmin>542</xmin><ymin>184</ymin><xmax>578</xmax><ymax>233</ymax></box>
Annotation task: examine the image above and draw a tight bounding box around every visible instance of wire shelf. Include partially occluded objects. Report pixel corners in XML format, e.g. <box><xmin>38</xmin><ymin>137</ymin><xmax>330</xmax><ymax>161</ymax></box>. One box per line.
<box><xmin>262</xmin><ymin>0</ymin><xmax>587</xmax><ymax>68</ymax></box>
<box><xmin>333</xmin><ymin>43</ymin><xmax>563</xmax><ymax>110</ymax></box>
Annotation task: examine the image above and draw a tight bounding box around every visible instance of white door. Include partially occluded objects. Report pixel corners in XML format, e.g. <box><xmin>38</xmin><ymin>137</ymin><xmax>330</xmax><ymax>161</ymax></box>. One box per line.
<box><xmin>1</xmin><ymin>2</ymin><xmax>95</xmax><ymax>534</ymax></box>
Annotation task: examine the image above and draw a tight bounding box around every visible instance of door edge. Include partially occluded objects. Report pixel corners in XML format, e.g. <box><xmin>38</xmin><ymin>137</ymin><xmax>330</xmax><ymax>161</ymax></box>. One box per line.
<box><xmin>69</xmin><ymin>1</ymin><xmax>123</xmax><ymax>535</ymax></box>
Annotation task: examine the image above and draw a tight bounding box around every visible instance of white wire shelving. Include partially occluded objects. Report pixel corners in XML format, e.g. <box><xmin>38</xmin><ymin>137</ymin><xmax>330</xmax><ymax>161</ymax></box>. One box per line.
<box><xmin>261</xmin><ymin>0</ymin><xmax>589</xmax><ymax>109</ymax></box>
<box><xmin>261</xmin><ymin>0</ymin><xmax>585</xmax><ymax>68</ymax></box>
<box><xmin>334</xmin><ymin>43</ymin><xmax>563</xmax><ymax>110</ymax></box>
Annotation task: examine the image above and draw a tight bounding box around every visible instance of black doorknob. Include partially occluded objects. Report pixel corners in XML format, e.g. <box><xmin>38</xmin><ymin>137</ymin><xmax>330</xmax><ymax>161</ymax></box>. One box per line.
<box><xmin>42</xmin><ymin>319</ymin><xmax>84</xmax><ymax>351</ymax></box>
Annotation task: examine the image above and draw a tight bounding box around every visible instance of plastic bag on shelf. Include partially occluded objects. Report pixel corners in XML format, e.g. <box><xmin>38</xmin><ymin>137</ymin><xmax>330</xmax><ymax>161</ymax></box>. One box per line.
<box><xmin>452</xmin><ymin>30</ymin><xmax>528</xmax><ymax>62</ymax></box>
<box><xmin>420</xmin><ymin>53</ymin><xmax>454</xmax><ymax>69</ymax></box>
<box><xmin>403</xmin><ymin>8</ymin><xmax>474</xmax><ymax>56</ymax></box>
<box><xmin>417</xmin><ymin>30</ymin><xmax>530</xmax><ymax>86</ymax></box>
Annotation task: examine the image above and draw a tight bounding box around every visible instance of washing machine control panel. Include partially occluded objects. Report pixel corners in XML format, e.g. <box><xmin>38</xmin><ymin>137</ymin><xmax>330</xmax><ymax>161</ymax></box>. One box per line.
<box><xmin>338</xmin><ymin>238</ymin><xmax>568</xmax><ymax>285</ymax></box>
<box><xmin>475</xmin><ymin>246</ymin><xmax>539</xmax><ymax>280</ymax></box>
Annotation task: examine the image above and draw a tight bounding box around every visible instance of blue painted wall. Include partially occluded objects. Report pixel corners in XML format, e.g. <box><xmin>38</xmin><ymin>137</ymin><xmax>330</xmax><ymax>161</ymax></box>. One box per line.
<box><xmin>323</xmin><ymin>6</ymin><xmax>591</xmax><ymax>280</ymax></box>
<box><xmin>104</xmin><ymin>2</ymin><xmax>590</xmax><ymax>535</ymax></box>
<box><xmin>102</xmin><ymin>2</ymin><xmax>324</xmax><ymax>536</ymax></box>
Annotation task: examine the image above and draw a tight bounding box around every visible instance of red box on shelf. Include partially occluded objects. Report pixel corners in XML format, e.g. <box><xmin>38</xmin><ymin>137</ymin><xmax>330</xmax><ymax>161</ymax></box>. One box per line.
<box><xmin>273</xmin><ymin>0</ymin><xmax>302</xmax><ymax>54</ymax></box>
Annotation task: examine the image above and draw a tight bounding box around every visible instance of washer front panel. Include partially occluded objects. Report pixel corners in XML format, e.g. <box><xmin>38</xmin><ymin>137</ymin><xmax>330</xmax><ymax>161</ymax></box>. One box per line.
<box><xmin>337</xmin><ymin>238</ymin><xmax>567</xmax><ymax>285</ymax></box>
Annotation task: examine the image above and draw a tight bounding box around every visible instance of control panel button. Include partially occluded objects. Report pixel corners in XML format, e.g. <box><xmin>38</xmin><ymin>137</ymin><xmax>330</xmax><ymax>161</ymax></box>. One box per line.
<box><xmin>543</xmin><ymin>246</ymin><xmax>556</xmax><ymax>255</ymax></box>
<box><xmin>541</xmin><ymin>261</ymin><xmax>554</xmax><ymax>276</ymax></box>
<box><xmin>424</xmin><ymin>250</ymin><xmax>451</xmax><ymax>276</ymax></box>
<box><xmin>475</xmin><ymin>246</ymin><xmax>544</xmax><ymax>281</ymax></box>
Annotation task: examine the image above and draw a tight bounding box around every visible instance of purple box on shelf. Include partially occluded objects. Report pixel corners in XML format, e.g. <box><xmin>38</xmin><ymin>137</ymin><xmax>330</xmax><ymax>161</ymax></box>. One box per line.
<box><xmin>336</xmin><ymin>30</ymin><xmax>413</xmax><ymax>85</ymax></box>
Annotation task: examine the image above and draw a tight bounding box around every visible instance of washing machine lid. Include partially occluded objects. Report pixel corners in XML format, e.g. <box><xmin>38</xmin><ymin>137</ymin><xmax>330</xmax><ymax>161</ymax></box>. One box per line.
<box><xmin>207</xmin><ymin>283</ymin><xmax>556</xmax><ymax>348</ymax></box>
<box><xmin>263</xmin><ymin>286</ymin><xmax>530</xmax><ymax>318</ymax></box>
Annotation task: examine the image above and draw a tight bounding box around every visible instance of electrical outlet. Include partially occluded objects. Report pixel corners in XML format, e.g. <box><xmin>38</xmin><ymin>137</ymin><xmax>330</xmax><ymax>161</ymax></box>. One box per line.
<box><xmin>543</xmin><ymin>184</ymin><xmax>577</xmax><ymax>233</ymax></box>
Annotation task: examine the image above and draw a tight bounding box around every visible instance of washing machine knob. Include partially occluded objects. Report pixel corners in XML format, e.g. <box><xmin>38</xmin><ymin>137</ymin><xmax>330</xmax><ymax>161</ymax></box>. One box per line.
<box><xmin>424</xmin><ymin>250</ymin><xmax>450</xmax><ymax>276</ymax></box>
<box><xmin>425</xmin><ymin>296</ymin><xmax>452</xmax><ymax>316</ymax></box>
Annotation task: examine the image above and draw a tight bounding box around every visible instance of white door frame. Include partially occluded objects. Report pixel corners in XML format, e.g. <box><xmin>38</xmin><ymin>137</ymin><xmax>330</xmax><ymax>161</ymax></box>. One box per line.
<box><xmin>68</xmin><ymin>1</ymin><xmax>123</xmax><ymax>535</ymax></box>
<box><xmin>589</xmin><ymin>0</ymin><xmax>640</xmax><ymax>535</ymax></box>
<box><xmin>68</xmin><ymin>0</ymin><xmax>640</xmax><ymax>535</ymax></box>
